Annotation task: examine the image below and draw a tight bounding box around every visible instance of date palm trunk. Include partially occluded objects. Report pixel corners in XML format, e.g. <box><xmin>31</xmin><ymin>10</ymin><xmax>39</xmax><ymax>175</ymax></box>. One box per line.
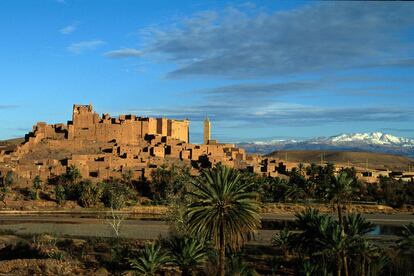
<box><xmin>219</xmin><ymin>221</ymin><xmax>225</xmax><ymax>276</ymax></box>
<box><xmin>361</xmin><ymin>257</ymin><xmax>366</xmax><ymax>276</ymax></box>
<box><xmin>337</xmin><ymin>201</ymin><xmax>349</xmax><ymax>276</ymax></box>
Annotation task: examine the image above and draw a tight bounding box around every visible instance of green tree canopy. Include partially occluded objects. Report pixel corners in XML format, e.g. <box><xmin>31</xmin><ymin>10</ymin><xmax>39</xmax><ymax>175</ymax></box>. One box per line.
<box><xmin>129</xmin><ymin>243</ymin><xmax>169</xmax><ymax>276</ymax></box>
<box><xmin>186</xmin><ymin>165</ymin><xmax>261</xmax><ymax>276</ymax></box>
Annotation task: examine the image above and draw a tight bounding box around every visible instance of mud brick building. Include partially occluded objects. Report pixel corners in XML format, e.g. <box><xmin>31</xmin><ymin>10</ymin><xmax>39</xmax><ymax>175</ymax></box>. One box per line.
<box><xmin>0</xmin><ymin>104</ymin><xmax>251</xmax><ymax>182</ymax></box>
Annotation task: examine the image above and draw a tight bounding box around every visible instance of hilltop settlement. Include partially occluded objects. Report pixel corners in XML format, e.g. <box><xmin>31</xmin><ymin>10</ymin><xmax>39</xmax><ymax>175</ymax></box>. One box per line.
<box><xmin>0</xmin><ymin>104</ymin><xmax>413</xmax><ymax>187</ymax></box>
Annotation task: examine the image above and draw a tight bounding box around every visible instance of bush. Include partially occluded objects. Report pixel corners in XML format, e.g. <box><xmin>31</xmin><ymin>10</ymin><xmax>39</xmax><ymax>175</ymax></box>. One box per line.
<box><xmin>109</xmin><ymin>242</ymin><xmax>137</xmax><ymax>270</ymax></box>
<box><xmin>31</xmin><ymin>233</ymin><xmax>66</xmax><ymax>260</ymax></box>
<box><xmin>0</xmin><ymin>171</ymin><xmax>14</xmax><ymax>204</ymax></box>
<box><xmin>54</xmin><ymin>184</ymin><xmax>66</xmax><ymax>205</ymax></box>
<box><xmin>102</xmin><ymin>180</ymin><xmax>134</xmax><ymax>209</ymax></box>
<box><xmin>55</xmin><ymin>177</ymin><xmax>78</xmax><ymax>201</ymax></box>
<box><xmin>64</xmin><ymin>165</ymin><xmax>82</xmax><ymax>185</ymax></box>
<box><xmin>77</xmin><ymin>180</ymin><xmax>103</xmax><ymax>207</ymax></box>
<box><xmin>32</xmin><ymin>176</ymin><xmax>43</xmax><ymax>200</ymax></box>
<box><xmin>0</xmin><ymin>241</ymin><xmax>43</xmax><ymax>260</ymax></box>
<box><xmin>378</xmin><ymin>176</ymin><xmax>410</xmax><ymax>208</ymax></box>
<box><xmin>149</xmin><ymin>164</ymin><xmax>192</xmax><ymax>202</ymax></box>
<box><xmin>239</xmin><ymin>171</ymin><xmax>289</xmax><ymax>203</ymax></box>
<box><xmin>56</xmin><ymin>166</ymin><xmax>82</xmax><ymax>201</ymax></box>
<box><xmin>4</xmin><ymin>171</ymin><xmax>15</xmax><ymax>186</ymax></box>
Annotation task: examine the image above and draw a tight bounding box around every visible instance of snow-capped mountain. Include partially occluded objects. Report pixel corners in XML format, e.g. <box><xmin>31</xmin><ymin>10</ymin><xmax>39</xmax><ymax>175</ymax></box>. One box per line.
<box><xmin>237</xmin><ymin>132</ymin><xmax>414</xmax><ymax>156</ymax></box>
<box><xmin>318</xmin><ymin>132</ymin><xmax>414</xmax><ymax>147</ymax></box>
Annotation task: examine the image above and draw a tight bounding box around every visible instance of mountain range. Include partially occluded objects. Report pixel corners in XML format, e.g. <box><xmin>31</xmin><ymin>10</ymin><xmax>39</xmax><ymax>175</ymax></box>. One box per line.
<box><xmin>237</xmin><ymin>132</ymin><xmax>414</xmax><ymax>157</ymax></box>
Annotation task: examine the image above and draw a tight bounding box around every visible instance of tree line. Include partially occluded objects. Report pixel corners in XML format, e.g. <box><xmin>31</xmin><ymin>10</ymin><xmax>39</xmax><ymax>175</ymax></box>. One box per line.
<box><xmin>1</xmin><ymin>163</ymin><xmax>413</xmax><ymax>274</ymax></box>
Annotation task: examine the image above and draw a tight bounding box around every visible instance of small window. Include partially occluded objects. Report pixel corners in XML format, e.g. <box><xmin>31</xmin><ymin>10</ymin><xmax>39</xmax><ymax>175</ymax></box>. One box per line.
<box><xmin>89</xmin><ymin>172</ymin><xmax>98</xmax><ymax>177</ymax></box>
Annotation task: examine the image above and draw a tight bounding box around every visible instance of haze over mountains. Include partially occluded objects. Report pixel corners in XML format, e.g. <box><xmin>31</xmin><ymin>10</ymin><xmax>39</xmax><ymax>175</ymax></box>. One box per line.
<box><xmin>237</xmin><ymin>132</ymin><xmax>414</xmax><ymax>157</ymax></box>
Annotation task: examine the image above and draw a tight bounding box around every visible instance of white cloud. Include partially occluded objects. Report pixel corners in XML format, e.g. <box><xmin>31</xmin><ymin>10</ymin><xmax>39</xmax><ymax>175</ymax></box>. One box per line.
<box><xmin>59</xmin><ymin>25</ymin><xmax>76</xmax><ymax>35</ymax></box>
<box><xmin>137</xmin><ymin>2</ymin><xmax>414</xmax><ymax>78</ymax></box>
<box><xmin>132</xmin><ymin>102</ymin><xmax>414</xmax><ymax>127</ymax></box>
<box><xmin>60</xmin><ymin>24</ymin><xmax>77</xmax><ymax>35</ymax></box>
<box><xmin>66</xmin><ymin>40</ymin><xmax>105</xmax><ymax>54</ymax></box>
<box><xmin>104</xmin><ymin>48</ymin><xmax>143</xmax><ymax>58</ymax></box>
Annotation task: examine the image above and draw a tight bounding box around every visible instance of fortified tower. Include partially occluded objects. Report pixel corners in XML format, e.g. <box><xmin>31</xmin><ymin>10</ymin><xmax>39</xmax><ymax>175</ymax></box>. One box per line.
<box><xmin>203</xmin><ymin>117</ymin><xmax>211</xmax><ymax>144</ymax></box>
<box><xmin>68</xmin><ymin>104</ymin><xmax>100</xmax><ymax>140</ymax></box>
<box><xmin>66</xmin><ymin>104</ymin><xmax>189</xmax><ymax>143</ymax></box>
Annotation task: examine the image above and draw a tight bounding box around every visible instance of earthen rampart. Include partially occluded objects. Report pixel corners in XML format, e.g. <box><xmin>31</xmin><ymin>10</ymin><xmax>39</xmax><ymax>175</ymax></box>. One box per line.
<box><xmin>0</xmin><ymin>104</ymin><xmax>247</xmax><ymax>182</ymax></box>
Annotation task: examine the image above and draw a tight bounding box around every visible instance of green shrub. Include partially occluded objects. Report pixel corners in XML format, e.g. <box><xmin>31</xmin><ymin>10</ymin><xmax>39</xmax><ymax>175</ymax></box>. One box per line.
<box><xmin>32</xmin><ymin>176</ymin><xmax>43</xmax><ymax>200</ymax></box>
<box><xmin>4</xmin><ymin>171</ymin><xmax>15</xmax><ymax>186</ymax></box>
<box><xmin>57</xmin><ymin>166</ymin><xmax>83</xmax><ymax>201</ymax></box>
<box><xmin>149</xmin><ymin>164</ymin><xmax>192</xmax><ymax>202</ymax></box>
<box><xmin>64</xmin><ymin>165</ymin><xmax>82</xmax><ymax>185</ymax></box>
<box><xmin>55</xmin><ymin>184</ymin><xmax>66</xmax><ymax>205</ymax></box>
<box><xmin>77</xmin><ymin>180</ymin><xmax>103</xmax><ymax>207</ymax></box>
<box><xmin>102</xmin><ymin>180</ymin><xmax>134</xmax><ymax>210</ymax></box>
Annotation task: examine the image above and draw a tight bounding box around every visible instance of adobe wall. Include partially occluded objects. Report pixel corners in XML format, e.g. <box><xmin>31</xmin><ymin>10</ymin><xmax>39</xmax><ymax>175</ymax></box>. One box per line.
<box><xmin>0</xmin><ymin>103</ymin><xmax>248</xmax><ymax>183</ymax></box>
<box><xmin>68</xmin><ymin>105</ymin><xmax>189</xmax><ymax>144</ymax></box>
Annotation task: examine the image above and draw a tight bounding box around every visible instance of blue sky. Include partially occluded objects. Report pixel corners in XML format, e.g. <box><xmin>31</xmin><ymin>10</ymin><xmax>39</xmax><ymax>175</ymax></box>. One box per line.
<box><xmin>0</xmin><ymin>0</ymin><xmax>413</xmax><ymax>143</ymax></box>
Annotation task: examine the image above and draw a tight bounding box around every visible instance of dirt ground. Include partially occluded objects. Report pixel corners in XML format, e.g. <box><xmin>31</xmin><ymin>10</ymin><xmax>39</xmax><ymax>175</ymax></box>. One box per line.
<box><xmin>0</xmin><ymin>234</ymin><xmax>118</xmax><ymax>275</ymax></box>
<box><xmin>2</xmin><ymin>197</ymin><xmax>412</xmax><ymax>216</ymax></box>
<box><xmin>0</xmin><ymin>259</ymin><xmax>89</xmax><ymax>275</ymax></box>
<box><xmin>261</xmin><ymin>202</ymin><xmax>411</xmax><ymax>215</ymax></box>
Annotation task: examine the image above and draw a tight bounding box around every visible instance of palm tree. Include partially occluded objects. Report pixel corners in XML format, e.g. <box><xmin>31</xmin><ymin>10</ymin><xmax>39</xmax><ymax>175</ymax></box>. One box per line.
<box><xmin>343</xmin><ymin>213</ymin><xmax>375</xmax><ymax>276</ymax></box>
<box><xmin>300</xmin><ymin>260</ymin><xmax>322</xmax><ymax>276</ymax></box>
<box><xmin>294</xmin><ymin>208</ymin><xmax>332</xmax><ymax>251</ymax></box>
<box><xmin>226</xmin><ymin>253</ymin><xmax>258</xmax><ymax>276</ymax></box>
<box><xmin>186</xmin><ymin>165</ymin><xmax>261</xmax><ymax>276</ymax></box>
<box><xmin>344</xmin><ymin>213</ymin><xmax>375</xmax><ymax>237</ymax></box>
<box><xmin>297</xmin><ymin>163</ymin><xmax>305</xmax><ymax>176</ymax></box>
<box><xmin>271</xmin><ymin>228</ymin><xmax>293</xmax><ymax>259</ymax></box>
<box><xmin>285</xmin><ymin>185</ymin><xmax>306</xmax><ymax>202</ymax></box>
<box><xmin>165</xmin><ymin>236</ymin><xmax>208</xmax><ymax>276</ymax></box>
<box><xmin>295</xmin><ymin>210</ymin><xmax>345</xmax><ymax>276</ymax></box>
<box><xmin>307</xmin><ymin>163</ymin><xmax>319</xmax><ymax>178</ymax></box>
<box><xmin>352</xmin><ymin>239</ymin><xmax>378</xmax><ymax>276</ymax></box>
<box><xmin>326</xmin><ymin>172</ymin><xmax>354</xmax><ymax>227</ymax></box>
<box><xmin>129</xmin><ymin>243</ymin><xmax>169</xmax><ymax>276</ymax></box>
<box><xmin>291</xmin><ymin>209</ymin><xmax>378</xmax><ymax>276</ymax></box>
<box><xmin>319</xmin><ymin>223</ymin><xmax>348</xmax><ymax>276</ymax></box>
<box><xmin>292</xmin><ymin>209</ymin><xmax>346</xmax><ymax>276</ymax></box>
<box><xmin>325</xmin><ymin>172</ymin><xmax>354</xmax><ymax>276</ymax></box>
<box><xmin>398</xmin><ymin>222</ymin><xmax>414</xmax><ymax>252</ymax></box>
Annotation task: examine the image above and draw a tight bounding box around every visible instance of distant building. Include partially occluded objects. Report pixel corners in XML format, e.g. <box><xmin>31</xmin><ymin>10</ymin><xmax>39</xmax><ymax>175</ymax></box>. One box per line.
<box><xmin>203</xmin><ymin>116</ymin><xmax>211</xmax><ymax>144</ymax></box>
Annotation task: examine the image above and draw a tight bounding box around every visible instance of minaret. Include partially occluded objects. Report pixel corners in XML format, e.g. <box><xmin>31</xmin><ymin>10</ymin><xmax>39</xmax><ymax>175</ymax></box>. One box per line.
<box><xmin>203</xmin><ymin>117</ymin><xmax>211</xmax><ymax>144</ymax></box>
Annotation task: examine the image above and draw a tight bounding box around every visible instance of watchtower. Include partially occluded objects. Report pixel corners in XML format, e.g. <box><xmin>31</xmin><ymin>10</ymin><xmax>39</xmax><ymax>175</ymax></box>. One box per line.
<box><xmin>203</xmin><ymin>117</ymin><xmax>211</xmax><ymax>144</ymax></box>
